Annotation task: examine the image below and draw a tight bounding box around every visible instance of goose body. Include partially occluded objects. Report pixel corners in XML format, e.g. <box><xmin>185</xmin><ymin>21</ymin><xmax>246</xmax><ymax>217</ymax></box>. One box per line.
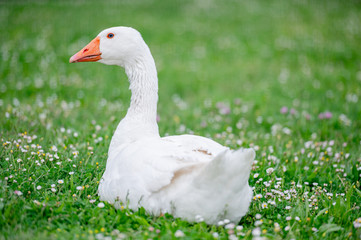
<box><xmin>70</xmin><ymin>27</ymin><xmax>254</xmax><ymax>224</ymax></box>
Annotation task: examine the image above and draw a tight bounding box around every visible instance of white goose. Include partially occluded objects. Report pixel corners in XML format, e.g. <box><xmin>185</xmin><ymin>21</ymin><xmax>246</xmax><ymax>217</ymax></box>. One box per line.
<box><xmin>70</xmin><ymin>27</ymin><xmax>255</xmax><ymax>224</ymax></box>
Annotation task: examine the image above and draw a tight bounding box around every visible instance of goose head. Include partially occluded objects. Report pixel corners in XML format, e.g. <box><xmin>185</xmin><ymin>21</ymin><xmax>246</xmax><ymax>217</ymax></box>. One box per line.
<box><xmin>70</xmin><ymin>27</ymin><xmax>149</xmax><ymax>68</ymax></box>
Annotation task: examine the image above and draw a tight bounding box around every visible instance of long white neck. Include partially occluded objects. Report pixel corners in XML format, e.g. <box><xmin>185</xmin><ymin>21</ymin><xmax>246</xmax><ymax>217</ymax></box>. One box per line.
<box><xmin>109</xmin><ymin>46</ymin><xmax>160</xmax><ymax>155</ymax></box>
<box><xmin>125</xmin><ymin>57</ymin><xmax>158</xmax><ymax>124</ymax></box>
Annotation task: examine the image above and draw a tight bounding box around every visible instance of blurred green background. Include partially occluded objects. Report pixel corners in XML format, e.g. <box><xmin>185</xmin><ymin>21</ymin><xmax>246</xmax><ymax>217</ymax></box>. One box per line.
<box><xmin>1</xmin><ymin>0</ymin><xmax>360</xmax><ymax>138</ymax></box>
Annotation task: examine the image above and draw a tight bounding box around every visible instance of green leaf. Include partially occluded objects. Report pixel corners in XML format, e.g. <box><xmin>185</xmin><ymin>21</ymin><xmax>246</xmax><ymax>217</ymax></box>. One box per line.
<box><xmin>319</xmin><ymin>223</ymin><xmax>343</xmax><ymax>234</ymax></box>
<box><xmin>315</xmin><ymin>208</ymin><xmax>329</xmax><ymax>219</ymax></box>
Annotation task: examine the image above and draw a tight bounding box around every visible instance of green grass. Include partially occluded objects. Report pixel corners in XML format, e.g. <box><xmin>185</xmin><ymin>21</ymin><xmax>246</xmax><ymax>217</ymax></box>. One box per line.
<box><xmin>1</xmin><ymin>0</ymin><xmax>361</xmax><ymax>239</ymax></box>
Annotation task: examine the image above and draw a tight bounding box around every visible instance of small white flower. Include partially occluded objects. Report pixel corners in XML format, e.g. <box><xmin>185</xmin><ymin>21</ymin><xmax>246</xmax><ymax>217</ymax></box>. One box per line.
<box><xmin>252</xmin><ymin>227</ymin><xmax>261</xmax><ymax>236</ymax></box>
<box><xmin>353</xmin><ymin>218</ymin><xmax>361</xmax><ymax>228</ymax></box>
<box><xmin>224</xmin><ymin>219</ymin><xmax>230</xmax><ymax>224</ymax></box>
<box><xmin>51</xmin><ymin>188</ymin><xmax>56</xmax><ymax>192</ymax></box>
<box><xmin>14</xmin><ymin>190</ymin><xmax>23</xmax><ymax>196</ymax></box>
<box><xmin>89</xmin><ymin>199</ymin><xmax>96</xmax><ymax>203</ymax></box>
<box><xmin>76</xmin><ymin>186</ymin><xmax>83</xmax><ymax>190</ymax></box>
<box><xmin>36</xmin><ymin>185</ymin><xmax>42</xmax><ymax>190</ymax></box>
<box><xmin>58</xmin><ymin>179</ymin><xmax>64</xmax><ymax>184</ymax></box>
<box><xmin>97</xmin><ymin>202</ymin><xmax>105</xmax><ymax>208</ymax></box>
<box><xmin>286</xmin><ymin>216</ymin><xmax>292</xmax><ymax>221</ymax></box>
<box><xmin>312</xmin><ymin>227</ymin><xmax>318</xmax><ymax>232</ymax></box>
<box><xmin>225</xmin><ymin>223</ymin><xmax>235</xmax><ymax>229</ymax></box>
<box><xmin>212</xmin><ymin>232</ymin><xmax>219</xmax><ymax>238</ymax></box>
<box><xmin>261</xmin><ymin>203</ymin><xmax>268</xmax><ymax>209</ymax></box>
<box><xmin>285</xmin><ymin>226</ymin><xmax>290</xmax><ymax>231</ymax></box>
<box><xmin>255</xmin><ymin>213</ymin><xmax>262</xmax><ymax>219</ymax></box>
<box><xmin>217</xmin><ymin>221</ymin><xmax>224</xmax><ymax>226</ymax></box>
<box><xmin>253</xmin><ymin>173</ymin><xmax>259</xmax><ymax>178</ymax></box>
<box><xmin>174</xmin><ymin>230</ymin><xmax>185</xmax><ymax>237</ymax></box>
<box><xmin>236</xmin><ymin>225</ymin><xmax>243</xmax><ymax>231</ymax></box>
<box><xmin>255</xmin><ymin>194</ymin><xmax>263</xmax><ymax>199</ymax></box>
<box><xmin>255</xmin><ymin>220</ymin><xmax>263</xmax><ymax>226</ymax></box>
<box><xmin>295</xmin><ymin>216</ymin><xmax>300</xmax><ymax>221</ymax></box>
<box><xmin>285</xmin><ymin>206</ymin><xmax>291</xmax><ymax>210</ymax></box>
<box><xmin>266</xmin><ymin>168</ymin><xmax>274</xmax><ymax>174</ymax></box>
<box><xmin>17</xmin><ymin>159</ymin><xmax>22</xmax><ymax>163</ymax></box>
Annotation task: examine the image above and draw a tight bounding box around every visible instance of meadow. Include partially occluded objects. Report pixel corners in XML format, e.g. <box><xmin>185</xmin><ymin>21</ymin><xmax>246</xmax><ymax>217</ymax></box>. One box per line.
<box><xmin>1</xmin><ymin>0</ymin><xmax>361</xmax><ymax>239</ymax></box>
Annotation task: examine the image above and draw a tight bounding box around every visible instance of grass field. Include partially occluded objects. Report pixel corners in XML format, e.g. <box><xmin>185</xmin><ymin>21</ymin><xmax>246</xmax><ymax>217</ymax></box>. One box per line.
<box><xmin>1</xmin><ymin>0</ymin><xmax>361</xmax><ymax>239</ymax></box>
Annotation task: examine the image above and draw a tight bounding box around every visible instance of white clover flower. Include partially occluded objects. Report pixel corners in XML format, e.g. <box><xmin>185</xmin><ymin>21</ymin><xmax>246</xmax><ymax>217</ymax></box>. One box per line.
<box><xmin>266</xmin><ymin>168</ymin><xmax>274</xmax><ymax>174</ymax></box>
<box><xmin>252</xmin><ymin>227</ymin><xmax>261</xmax><ymax>237</ymax></box>
<box><xmin>174</xmin><ymin>230</ymin><xmax>185</xmax><ymax>237</ymax></box>
<box><xmin>236</xmin><ymin>225</ymin><xmax>243</xmax><ymax>231</ymax></box>
<box><xmin>255</xmin><ymin>220</ymin><xmax>263</xmax><ymax>226</ymax></box>
<box><xmin>14</xmin><ymin>190</ymin><xmax>23</xmax><ymax>196</ymax></box>
<box><xmin>225</xmin><ymin>223</ymin><xmax>235</xmax><ymax>229</ymax></box>
<box><xmin>217</xmin><ymin>220</ymin><xmax>224</xmax><ymax>226</ymax></box>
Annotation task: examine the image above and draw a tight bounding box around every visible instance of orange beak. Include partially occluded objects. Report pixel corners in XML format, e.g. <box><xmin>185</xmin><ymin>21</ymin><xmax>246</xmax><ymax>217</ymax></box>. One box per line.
<box><xmin>69</xmin><ymin>37</ymin><xmax>102</xmax><ymax>63</ymax></box>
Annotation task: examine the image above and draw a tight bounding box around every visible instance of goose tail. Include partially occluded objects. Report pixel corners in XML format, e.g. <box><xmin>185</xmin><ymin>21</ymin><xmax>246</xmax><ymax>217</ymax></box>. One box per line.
<box><xmin>173</xmin><ymin>148</ymin><xmax>255</xmax><ymax>224</ymax></box>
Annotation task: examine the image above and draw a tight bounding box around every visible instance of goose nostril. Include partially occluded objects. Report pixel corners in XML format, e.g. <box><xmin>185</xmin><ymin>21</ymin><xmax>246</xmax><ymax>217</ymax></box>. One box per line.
<box><xmin>83</xmin><ymin>48</ymin><xmax>89</xmax><ymax>53</ymax></box>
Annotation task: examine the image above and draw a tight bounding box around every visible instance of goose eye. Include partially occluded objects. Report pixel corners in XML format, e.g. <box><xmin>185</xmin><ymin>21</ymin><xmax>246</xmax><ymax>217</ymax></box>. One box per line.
<box><xmin>107</xmin><ymin>33</ymin><xmax>114</xmax><ymax>39</ymax></box>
